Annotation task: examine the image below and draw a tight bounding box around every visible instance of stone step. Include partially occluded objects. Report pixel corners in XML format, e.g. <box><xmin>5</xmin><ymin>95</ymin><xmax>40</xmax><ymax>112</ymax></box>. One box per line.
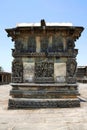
<box><xmin>8</xmin><ymin>98</ymin><xmax>80</xmax><ymax>109</ymax></box>
<box><xmin>10</xmin><ymin>90</ymin><xmax>79</xmax><ymax>98</ymax></box>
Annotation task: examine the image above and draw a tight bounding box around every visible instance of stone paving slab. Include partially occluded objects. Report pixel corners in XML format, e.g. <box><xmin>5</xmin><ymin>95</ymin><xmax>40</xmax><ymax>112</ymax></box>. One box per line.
<box><xmin>0</xmin><ymin>83</ymin><xmax>87</xmax><ymax>130</ymax></box>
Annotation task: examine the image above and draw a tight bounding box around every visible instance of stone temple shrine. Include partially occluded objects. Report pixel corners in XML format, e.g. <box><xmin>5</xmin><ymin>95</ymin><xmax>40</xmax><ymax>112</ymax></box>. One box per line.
<box><xmin>6</xmin><ymin>20</ymin><xmax>84</xmax><ymax>108</ymax></box>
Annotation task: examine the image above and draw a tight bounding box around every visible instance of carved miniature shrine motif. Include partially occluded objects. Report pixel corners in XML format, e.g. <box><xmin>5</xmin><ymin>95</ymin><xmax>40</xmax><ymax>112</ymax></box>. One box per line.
<box><xmin>12</xmin><ymin>58</ymin><xmax>23</xmax><ymax>83</ymax></box>
<box><xmin>6</xmin><ymin>19</ymin><xmax>84</xmax><ymax>108</ymax></box>
<box><xmin>28</xmin><ymin>36</ymin><xmax>36</xmax><ymax>52</ymax></box>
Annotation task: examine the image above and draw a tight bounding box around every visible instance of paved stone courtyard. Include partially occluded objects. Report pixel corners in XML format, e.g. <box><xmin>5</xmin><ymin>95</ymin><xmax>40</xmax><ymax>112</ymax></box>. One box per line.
<box><xmin>0</xmin><ymin>83</ymin><xmax>87</xmax><ymax>130</ymax></box>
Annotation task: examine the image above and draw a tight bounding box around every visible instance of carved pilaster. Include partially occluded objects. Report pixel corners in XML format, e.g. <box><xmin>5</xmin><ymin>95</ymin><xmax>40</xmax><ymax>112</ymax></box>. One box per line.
<box><xmin>52</xmin><ymin>35</ymin><xmax>63</xmax><ymax>52</ymax></box>
<box><xmin>15</xmin><ymin>40</ymin><xmax>23</xmax><ymax>53</ymax></box>
<box><xmin>66</xmin><ymin>58</ymin><xmax>77</xmax><ymax>77</ymax></box>
<box><xmin>40</xmin><ymin>36</ymin><xmax>49</xmax><ymax>52</ymax></box>
<box><xmin>66</xmin><ymin>37</ymin><xmax>75</xmax><ymax>50</ymax></box>
<box><xmin>12</xmin><ymin>58</ymin><xmax>23</xmax><ymax>83</ymax></box>
<box><xmin>28</xmin><ymin>36</ymin><xmax>36</xmax><ymax>52</ymax></box>
<box><xmin>66</xmin><ymin>58</ymin><xmax>77</xmax><ymax>84</ymax></box>
<box><xmin>66</xmin><ymin>77</ymin><xmax>77</xmax><ymax>84</ymax></box>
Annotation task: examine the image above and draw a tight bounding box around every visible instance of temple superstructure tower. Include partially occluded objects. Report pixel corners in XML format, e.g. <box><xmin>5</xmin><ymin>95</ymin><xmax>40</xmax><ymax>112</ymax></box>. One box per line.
<box><xmin>6</xmin><ymin>20</ymin><xmax>84</xmax><ymax>108</ymax></box>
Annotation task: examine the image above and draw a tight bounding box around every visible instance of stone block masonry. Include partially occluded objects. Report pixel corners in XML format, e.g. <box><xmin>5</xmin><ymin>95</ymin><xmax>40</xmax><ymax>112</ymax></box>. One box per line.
<box><xmin>5</xmin><ymin>19</ymin><xmax>84</xmax><ymax>108</ymax></box>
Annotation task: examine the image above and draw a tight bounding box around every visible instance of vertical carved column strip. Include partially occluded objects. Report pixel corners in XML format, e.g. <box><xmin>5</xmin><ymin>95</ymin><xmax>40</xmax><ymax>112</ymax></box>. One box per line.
<box><xmin>12</xmin><ymin>58</ymin><xmax>23</xmax><ymax>83</ymax></box>
<box><xmin>66</xmin><ymin>58</ymin><xmax>77</xmax><ymax>84</ymax></box>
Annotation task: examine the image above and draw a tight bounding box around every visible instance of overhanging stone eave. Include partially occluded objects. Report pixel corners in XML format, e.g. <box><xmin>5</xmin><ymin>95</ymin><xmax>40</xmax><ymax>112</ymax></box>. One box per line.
<box><xmin>5</xmin><ymin>26</ymin><xmax>84</xmax><ymax>32</ymax></box>
<box><xmin>5</xmin><ymin>26</ymin><xmax>84</xmax><ymax>38</ymax></box>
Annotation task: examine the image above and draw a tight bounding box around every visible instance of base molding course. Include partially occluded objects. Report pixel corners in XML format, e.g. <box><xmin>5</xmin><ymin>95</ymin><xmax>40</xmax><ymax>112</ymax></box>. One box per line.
<box><xmin>8</xmin><ymin>98</ymin><xmax>80</xmax><ymax>109</ymax></box>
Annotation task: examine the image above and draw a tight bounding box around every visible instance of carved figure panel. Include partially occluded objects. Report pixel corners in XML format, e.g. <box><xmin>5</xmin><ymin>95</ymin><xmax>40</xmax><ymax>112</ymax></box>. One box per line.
<box><xmin>52</xmin><ymin>36</ymin><xmax>63</xmax><ymax>52</ymax></box>
<box><xmin>35</xmin><ymin>61</ymin><xmax>54</xmax><ymax>77</ymax></box>
<box><xmin>66</xmin><ymin>77</ymin><xmax>76</xmax><ymax>84</ymax></box>
<box><xmin>15</xmin><ymin>40</ymin><xmax>23</xmax><ymax>53</ymax></box>
<box><xmin>12</xmin><ymin>58</ymin><xmax>23</xmax><ymax>83</ymax></box>
<box><xmin>28</xmin><ymin>36</ymin><xmax>36</xmax><ymax>52</ymax></box>
<box><xmin>66</xmin><ymin>58</ymin><xmax>77</xmax><ymax>77</ymax></box>
<box><xmin>66</xmin><ymin>37</ymin><xmax>75</xmax><ymax>50</ymax></box>
<box><xmin>40</xmin><ymin>36</ymin><xmax>48</xmax><ymax>52</ymax></box>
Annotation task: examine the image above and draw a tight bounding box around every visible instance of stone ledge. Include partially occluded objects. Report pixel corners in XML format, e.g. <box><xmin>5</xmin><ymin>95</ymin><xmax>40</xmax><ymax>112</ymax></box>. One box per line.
<box><xmin>8</xmin><ymin>98</ymin><xmax>80</xmax><ymax>109</ymax></box>
<box><xmin>10</xmin><ymin>83</ymin><xmax>78</xmax><ymax>87</ymax></box>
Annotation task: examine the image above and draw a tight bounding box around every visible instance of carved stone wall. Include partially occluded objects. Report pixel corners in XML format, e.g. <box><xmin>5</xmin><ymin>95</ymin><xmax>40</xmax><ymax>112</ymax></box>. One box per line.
<box><xmin>12</xmin><ymin>58</ymin><xmax>23</xmax><ymax>83</ymax></box>
<box><xmin>28</xmin><ymin>36</ymin><xmax>36</xmax><ymax>52</ymax></box>
<box><xmin>66</xmin><ymin>58</ymin><xmax>77</xmax><ymax>77</ymax></box>
<box><xmin>35</xmin><ymin>58</ymin><xmax>54</xmax><ymax>83</ymax></box>
<box><xmin>66</xmin><ymin>37</ymin><xmax>75</xmax><ymax>50</ymax></box>
<box><xmin>66</xmin><ymin>58</ymin><xmax>77</xmax><ymax>84</ymax></box>
<box><xmin>40</xmin><ymin>36</ymin><xmax>49</xmax><ymax>52</ymax></box>
<box><xmin>15</xmin><ymin>39</ymin><xmax>23</xmax><ymax>53</ymax></box>
<box><xmin>6</xmin><ymin>20</ymin><xmax>84</xmax><ymax>108</ymax></box>
<box><xmin>52</xmin><ymin>35</ymin><xmax>63</xmax><ymax>52</ymax></box>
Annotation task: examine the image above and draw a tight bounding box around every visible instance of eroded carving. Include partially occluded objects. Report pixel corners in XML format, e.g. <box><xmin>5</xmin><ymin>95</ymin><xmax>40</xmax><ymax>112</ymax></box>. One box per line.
<box><xmin>35</xmin><ymin>58</ymin><xmax>54</xmax><ymax>82</ymax></box>
<box><xmin>5</xmin><ymin>19</ymin><xmax>84</xmax><ymax>109</ymax></box>
<box><xmin>35</xmin><ymin>61</ymin><xmax>54</xmax><ymax>77</ymax></box>
<box><xmin>52</xmin><ymin>36</ymin><xmax>63</xmax><ymax>52</ymax></box>
<box><xmin>66</xmin><ymin>58</ymin><xmax>77</xmax><ymax>77</ymax></box>
<box><xmin>15</xmin><ymin>40</ymin><xmax>23</xmax><ymax>53</ymax></box>
<box><xmin>66</xmin><ymin>77</ymin><xmax>76</xmax><ymax>84</ymax></box>
<box><xmin>40</xmin><ymin>36</ymin><xmax>48</xmax><ymax>52</ymax></box>
<box><xmin>28</xmin><ymin>36</ymin><xmax>36</xmax><ymax>52</ymax></box>
<box><xmin>66</xmin><ymin>37</ymin><xmax>75</xmax><ymax>50</ymax></box>
<box><xmin>12</xmin><ymin>58</ymin><xmax>23</xmax><ymax>83</ymax></box>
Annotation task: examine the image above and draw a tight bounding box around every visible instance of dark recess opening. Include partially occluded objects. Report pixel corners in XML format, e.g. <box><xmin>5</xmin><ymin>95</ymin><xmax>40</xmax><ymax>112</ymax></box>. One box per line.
<box><xmin>0</xmin><ymin>75</ymin><xmax>2</xmax><ymax>82</ymax></box>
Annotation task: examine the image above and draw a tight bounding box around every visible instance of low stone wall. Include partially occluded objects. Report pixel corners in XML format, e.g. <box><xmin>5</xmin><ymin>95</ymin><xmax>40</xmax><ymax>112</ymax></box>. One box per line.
<box><xmin>76</xmin><ymin>66</ymin><xmax>87</xmax><ymax>83</ymax></box>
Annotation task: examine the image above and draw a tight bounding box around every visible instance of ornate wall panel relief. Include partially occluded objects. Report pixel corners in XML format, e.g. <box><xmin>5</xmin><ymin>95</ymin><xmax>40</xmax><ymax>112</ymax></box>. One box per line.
<box><xmin>66</xmin><ymin>37</ymin><xmax>75</xmax><ymax>50</ymax></box>
<box><xmin>28</xmin><ymin>36</ymin><xmax>36</xmax><ymax>52</ymax></box>
<box><xmin>12</xmin><ymin>58</ymin><xmax>23</xmax><ymax>83</ymax></box>
<box><xmin>66</xmin><ymin>58</ymin><xmax>77</xmax><ymax>84</ymax></box>
<box><xmin>52</xmin><ymin>35</ymin><xmax>63</xmax><ymax>52</ymax></box>
<box><xmin>15</xmin><ymin>39</ymin><xmax>23</xmax><ymax>53</ymax></box>
<box><xmin>34</xmin><ymin>58</ymin><xmax>54</xmax><ymax>83</ymax></box>
<box><xmin>40</xmin><ymin>36</ymin><xmax>49</xmax><ymax>52</ymax></box>
<box><xmin>66</xmin><ymin>58</ymin><xmax>77</xmax><ymax>77</ymax></box>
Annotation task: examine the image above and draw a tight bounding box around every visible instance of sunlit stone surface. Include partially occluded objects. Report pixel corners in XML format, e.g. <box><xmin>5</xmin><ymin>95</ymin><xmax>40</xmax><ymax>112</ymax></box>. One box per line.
<box><xmin>6</xmin><ymin>19</ymin><xmax>84</xmax><ymax>108</ymax></box>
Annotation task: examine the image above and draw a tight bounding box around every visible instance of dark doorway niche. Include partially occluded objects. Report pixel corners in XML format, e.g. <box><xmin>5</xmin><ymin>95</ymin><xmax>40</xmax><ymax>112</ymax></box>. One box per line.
<box><xmin>0</xmin><ymin>75</ymin><xmax>2</xmax><ymax>82</ymax></box>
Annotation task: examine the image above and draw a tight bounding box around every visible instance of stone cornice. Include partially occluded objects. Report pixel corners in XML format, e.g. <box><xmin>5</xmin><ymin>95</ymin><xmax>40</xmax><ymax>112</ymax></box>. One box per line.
<box><xmin>5</xmin><ymin>26</ymin><xmax>84</xmax><ymax>41</ymax></box>
<box><xmin>12</xmin><ymin>49</ymin><xmax>78</xmax><ymax>58</ymax></box>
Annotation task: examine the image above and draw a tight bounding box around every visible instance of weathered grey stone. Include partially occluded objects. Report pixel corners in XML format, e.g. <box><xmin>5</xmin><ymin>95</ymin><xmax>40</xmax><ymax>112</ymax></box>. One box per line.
<box><xmin>1</xmin><ymin>84</ymin><xmax>87</xmax><ymax>130</ymax></box>
<box><xmin>8</xmin><ymin>99</ymin><xmax>80</xmax><ymax>109</ymax></box>
<box><xmin>5</xmin><ymin>19</ymin><xmax>84</xmax><ymax>108</ymax></box>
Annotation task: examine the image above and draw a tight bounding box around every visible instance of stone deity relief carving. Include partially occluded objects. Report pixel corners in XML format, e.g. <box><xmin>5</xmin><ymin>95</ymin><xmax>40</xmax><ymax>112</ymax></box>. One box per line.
<box><xmin>66</xmin><ymin>58</ymin><xmax>77</xmax><ymax>77</ymax></box>
<box><xmin>12</xmin><ymin>58</ymin><xmax>23</xmax><ymax>83</ymax></box>
<box><xmin>52</xmin><ymin>35</ymin><xmax>63</xmax><ymax>52</ymax></box>
<box><xmin>40</xmin><ymin>36</ymin><xmax>49</xmax><ymax>52</ymax></box>
<box><xmin>66</xmin><ymin>37</ymin><xmax>75</xmax><ymax>50</ymax></box>
<box><xmin>66</xmin><ymin>77</ymin><xmax>76</xmax><ymax>84</ymax></box>
<box><xmin>28</xmin><ymin>36</ymin><xmax>36</xmax><ymax>52</ymax></box>
<box><xmin>15</xmin><ymin>40</ymin><xmax>23</xmax><ymax>53</ymax></box>
<box><xmin>35</xmin><ymin>60</ymin><xmax>54</xmax><ymax>78</ymax></box>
